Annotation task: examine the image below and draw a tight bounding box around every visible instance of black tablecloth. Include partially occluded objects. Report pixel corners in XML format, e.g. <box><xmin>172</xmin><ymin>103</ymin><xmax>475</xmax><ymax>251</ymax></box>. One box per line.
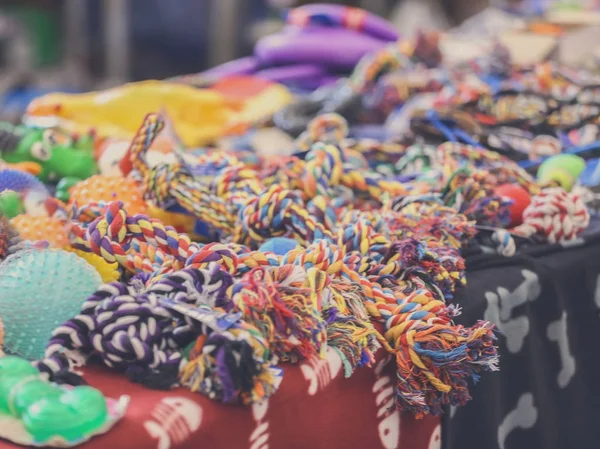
<box><xmin>443</xmin><ymin>218</ymin><xmax>600</xmax><ymax>449</ymax></box>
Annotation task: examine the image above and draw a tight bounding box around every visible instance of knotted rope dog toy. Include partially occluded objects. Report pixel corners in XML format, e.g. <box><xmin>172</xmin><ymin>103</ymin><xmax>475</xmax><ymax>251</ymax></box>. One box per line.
<box><xmin>513</xmin><ymin>187</ymin><xmax>590</xmax><ymax>243</ymax></box>
<box><xmin>40</xmin><ymin>266</ymin><xmax>278</xmax><ymax>404</ymax></box>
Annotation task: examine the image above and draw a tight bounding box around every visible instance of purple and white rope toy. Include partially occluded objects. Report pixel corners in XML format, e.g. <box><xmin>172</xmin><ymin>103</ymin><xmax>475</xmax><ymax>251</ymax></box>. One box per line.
<box><xmin>38</xmin><ymin>265</ymin><xmax>277</xmax><ymax>403</ymax></box>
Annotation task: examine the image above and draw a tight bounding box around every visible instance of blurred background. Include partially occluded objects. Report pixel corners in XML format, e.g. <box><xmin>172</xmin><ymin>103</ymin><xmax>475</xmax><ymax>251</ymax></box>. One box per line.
<box><xmin>0</xmin><ymin>0</ymin><xmax>592</xmax><ymax>120</ymax></box>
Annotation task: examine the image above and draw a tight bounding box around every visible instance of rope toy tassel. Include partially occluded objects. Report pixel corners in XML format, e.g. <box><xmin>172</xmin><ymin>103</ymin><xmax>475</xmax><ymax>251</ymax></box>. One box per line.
<box><xmin>385</xmin><ymin>290</ymin><xmax>498</xmax><ymax>417</ymax></box>
<box><xmin>512</xmin><ymin>187</ymin><xmax>590</xmax><ymax>243</ymax></box>
<box><xmin>322</xmin><ymin>279</ymin><xmax>381</xmax><ymax>377</ymax></box>
<box><xmin>230</xmin><ymin>265</ymin><xmax>327</xmax><ymax>363</ymax></box>
<box><xmin>381</xmin><ymin>238</ymin><xmax>466</xmax><ymax>301</ymax></box>
<box><xmin>387</xmin><ymin>199</ymin><xmax>476</xmax><ymax>249</ymax></box>
<box><xmin>442</xmin><ymin>168</ymin><xmax>512</xmax><ymax>227</ymax></box>
<box><xmin>181</xmin><ymin>324</ymin><xmax>277</xmax><ymax>405</ymax></box>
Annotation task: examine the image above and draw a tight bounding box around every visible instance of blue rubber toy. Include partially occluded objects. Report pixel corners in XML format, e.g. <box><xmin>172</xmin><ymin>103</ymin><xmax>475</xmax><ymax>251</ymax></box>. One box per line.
<box><xmin>259</xmin><ymin>237</ymin><xmax>299</xmax><ymax>255</ymax></box>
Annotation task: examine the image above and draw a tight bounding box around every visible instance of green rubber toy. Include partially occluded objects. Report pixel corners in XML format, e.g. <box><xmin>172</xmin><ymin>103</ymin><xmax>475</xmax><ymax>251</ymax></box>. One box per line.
<box><xmin>55</xmin><ymin>176</ymin><xmax>82</xmax><ymax>203</ymax></box>
<box><xmin>0</xmin><ymin>356</ymin><xmax>109</xmax><ymax>444</ymax></box>
<box><xmin>537</xmin><ymin>154</ymin><xmax>585</xmax><ymax>192</ymax></box>
<box><xmin>0</xmin><ymin>190</ymin><xmax>25</xmax><ymax>218</ymax></box>
<box><xmin>0</xmin><ymin>124</ymin><xmax>98</xmax><ymax>184</ymax></box>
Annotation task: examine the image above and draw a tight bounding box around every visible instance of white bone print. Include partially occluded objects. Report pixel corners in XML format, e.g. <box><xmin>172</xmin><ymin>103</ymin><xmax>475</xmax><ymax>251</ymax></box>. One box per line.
<box><xmin>497</xmin><ymin>393</ymin><xmax>538</xmax><ymax>449</ymax></box>
<box><xmin>249</xmin><ymin>400</ymin><xmax>270</xmax><ymax>449</ymax></box>
<box><xmin>449</xmin><ymin>405</ymin><xmax>458</xmax><ymax>418</ymax></box>
<box><xmin>547</xmin><ymin>312</ymin><xmax>576</xmax><ymax>388</ymax></box>
<box><xmin>428</xmin><ymin>424</ymin><xmax>442</xmax><ymax>449</ymax></box>
<box><xmin>373</xmin><ymin>356</ymin><xmax>401</xmax><ymax>449</ymax></box>
<box><xmin>594</xmin><ymin>273</ymin><xmax>600</xmax><ymax>311</ymax></box>
<box><xmin>300</xmin><ymin>346</ymin><xmax>343</xmax><ymax>395</ymax></box>
<box><xmin>496</xmin><ymin>270</ymin><xmax>541</xmax><ymax>321</ymax></box>
<box><xmin>484</xmin><ymin>270</ymin><xmax>541</xmax><ymax>353</ymax></box>
<box><xmin>144</xmin><ymin>397</ymin><xmax>202</xmax><ymax>449</ymax></box>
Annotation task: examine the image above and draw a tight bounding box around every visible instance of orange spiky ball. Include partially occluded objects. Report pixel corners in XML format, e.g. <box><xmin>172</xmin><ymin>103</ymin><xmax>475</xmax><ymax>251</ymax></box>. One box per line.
<box><xmin>10</xmin><ymin>215</ymin><xmax>69</xmax><ymax>249</ymax></box>
<box><xmin>69</xmin><ymin>175</ymin><xmax>148</xmax><ymax>215</ymax></box>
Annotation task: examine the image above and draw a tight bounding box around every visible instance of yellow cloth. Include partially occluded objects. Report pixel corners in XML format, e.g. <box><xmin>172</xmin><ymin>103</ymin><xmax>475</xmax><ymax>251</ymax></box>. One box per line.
<box><xmin>26</xmin><ymin>80</ymin><xmax>240</xmax><ymax>147</ymax></box>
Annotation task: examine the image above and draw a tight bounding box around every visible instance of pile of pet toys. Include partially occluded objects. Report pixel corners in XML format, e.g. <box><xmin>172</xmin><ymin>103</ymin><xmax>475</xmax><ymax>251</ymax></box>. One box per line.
<box><xmin>0</xmin><ymin>3</ymin><xmax>598</xmax><ymax>447</ymax></box>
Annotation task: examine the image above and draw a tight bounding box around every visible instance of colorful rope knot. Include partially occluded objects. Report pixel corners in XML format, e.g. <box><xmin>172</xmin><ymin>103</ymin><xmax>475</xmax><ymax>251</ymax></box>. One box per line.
<box><xmin>237</xmin><ymin>250</ymin><xmax>281</xmax><ymax>274</ymax></box>
<box><xmin>350</xmin><ymin>41</ymin><xmax>409</xmax><ymax>92</ymax></box>
<box><xmin>129</xmin><ymin>113</ymin><xmax>237</xmax><ymax>232</ymax></box>
<box><xmin>211</xmin><ymin>164</ymin><xmax>263</xmax><ymax>207</ymax></box>
<box><xmin>40</xmin><ymin>267</ymin><xmax>278</xmax><ymax>404</ymax></box>
<box><xmin>442</xmin><ymin>168</ymin><xmax>512</xmax><ymax>227</ymax></box>
<box><xmin>143</xmin><ymin>162</ymin><xmax>184</xmax><ymax>207</ymax></box>
<box><xmin>513</xmin><ymin>187</ymin><xmax>590</xmax><ymax>243</ymax></box>
<box><xmin>381</xmin><ymin>238</ymin><xmax>466</xmax><ymax>301</ymax></box>
<box><xmin>185</xmin><ymin>242</ymin><xmax>239</xmax><ymax>274</ymax></box>
<box><xmin>436</xmin><ymin>142</ymin><xmax>539</xmax><ymax>195</ymax></box>
<box><xmin>232</xmin><ymin>185</ymin><xmax>333</xmax><ymax>247</ymax></box>
<box><xmin>337</xmin><ymin>219</ymin><xmax>389</xmax><ymax>257</ymax></box>
<box><xmin>70</xmin><ymin>200</ymin><xmax>200</xmax><ymax>275</ymax></box>
<box><xmin>306</xmin><ymin>195</ymin><xmax>338</xmax><ymax>231</ymax></box>
<box><xmin>385</xmin><ymin>289</ymin><xmax>498</xmax><ymax>416</ymax></box>
<box><xmin>284</xmin><ymin>239</ymin><xmax>346</xmax><ymax>276</ymax></box>
<box><xmin>386</xmin><ymin>199</ymin><xmax>476</xmax><ymax>250</ymax></box>
<box><xmin>301</xmin><ymin>142</ymin><xmax>345</xmax><ymax>199</ymax></box>
<box><xmin>296</xmin><ymin>113</ymin><xmax>349</xmax><ymax>151</ymax></box>
<box><xmin>230</xmin><ymin>265</ymin><xmax>326</xmax><ymax>363</ymax></box>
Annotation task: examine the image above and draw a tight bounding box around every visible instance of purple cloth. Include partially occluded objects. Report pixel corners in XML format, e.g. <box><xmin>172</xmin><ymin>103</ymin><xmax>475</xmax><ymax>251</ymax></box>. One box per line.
<box><xmin>255</xmin><ymin>64</ymin><xmax>340</xmax><ymax>90</ymax></box>
<box><xmin>201</xmin><ymin>56</ymin><xmax>260</xmax><ymax>80</ymax></box>
<box><xmin>255</xmin><ymin>63</ymin><xmax>325</xmax><ymax>82</ymax></box>
<box><xmin>255</xmin><ymin>26</ymin><xmax>389</xmax><ymax>70</ymax></box>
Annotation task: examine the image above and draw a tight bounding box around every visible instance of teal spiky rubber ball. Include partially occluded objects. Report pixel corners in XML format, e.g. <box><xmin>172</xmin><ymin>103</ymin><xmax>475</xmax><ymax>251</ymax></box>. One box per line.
<box><xmin>0</xmin><ymin>249</ymin><xmax>102</xmax><ymax>360</ymax></box>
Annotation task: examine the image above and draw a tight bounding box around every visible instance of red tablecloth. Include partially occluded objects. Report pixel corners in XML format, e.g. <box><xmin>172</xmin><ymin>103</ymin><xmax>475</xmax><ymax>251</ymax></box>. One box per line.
<box><xmin>0</xmin><ymin>349</ymin><xmax>440</xmax><ymax>449</ymax></box>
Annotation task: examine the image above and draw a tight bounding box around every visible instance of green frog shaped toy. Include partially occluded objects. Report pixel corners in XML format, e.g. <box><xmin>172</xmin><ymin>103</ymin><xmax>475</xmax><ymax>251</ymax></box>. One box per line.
<box><xmin>0</xmin><ymin>123</ymin><xmax>98</xmax><ymax>185</ymax></box>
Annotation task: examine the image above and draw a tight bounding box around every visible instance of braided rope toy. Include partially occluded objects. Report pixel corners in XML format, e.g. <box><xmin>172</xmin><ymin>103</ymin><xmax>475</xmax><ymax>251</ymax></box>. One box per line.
<box><xmin>513</xmin><ymin>187</ymin><xmax>590</xmax><ymax>243</ymax></box>
<box><xmin>39</xmin><ymin>267</ymin><xmax>277</xmax><ymax>404</ymax></box>
<box><xmin>59</xmin><ymin>195</ymin><xmax>498</xmax><ymax>414</ymax></box>
<box><xmin>17</xmin><ymin>102</ymin><xmax>591</xmax><ymax>418</ymax></box>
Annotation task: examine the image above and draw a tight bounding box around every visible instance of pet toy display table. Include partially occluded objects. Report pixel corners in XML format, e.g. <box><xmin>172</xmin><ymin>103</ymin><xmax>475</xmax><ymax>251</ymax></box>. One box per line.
<box><xmin>445</xmin><ymin>217</ymin><xmax>600</xmax><ymax>449</ymax></box>
<box><xmin>0</xmin><ymin>352</ymin><xmax>440</xmax><ymax>449</ymax></box>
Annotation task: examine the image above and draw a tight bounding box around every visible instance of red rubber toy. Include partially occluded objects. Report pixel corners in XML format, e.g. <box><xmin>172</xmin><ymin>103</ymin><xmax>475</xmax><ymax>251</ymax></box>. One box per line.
<box><xmin>494</xmin><ymin>183</ymin><xmax>532</xmax><ymax>227</ymax></box>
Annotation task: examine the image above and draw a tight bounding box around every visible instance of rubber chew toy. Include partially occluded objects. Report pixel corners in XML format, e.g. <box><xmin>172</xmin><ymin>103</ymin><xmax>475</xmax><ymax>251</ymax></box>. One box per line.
<box><xmin>68</xmin><ymin>174</ymin><xmax>148</xmax><ymax>215</ymax></box>
<box><xmin>494</xmin><ymin>183</ymin><xmax>532</xmax><ymax>227</ymax></box>
<box><xmin>0</xmin><ymin>356</ymin><xmax>127</xmax><ymax>447</ymax></box>
<box><xmin>0</xmin><ymin>249</ymin><xmax>102</xmax><ymax>359</ymax></box>
<box><xmin>10</xmin><ymin>215</ymin><xmax>70</xmax><ymax>248</ymax></box>
<box><xmin>0</xmin><ymin>126</ymin><xmax>97</xmax><ymax>184</ymax></box>
<box><xmin>512</xmin><ymin>187</ymin><xmax>590</xmax><ymax>243</ymax></box>
<box><xmin>286</xmin><ymin>3</ymin><xmax>400</xmax><ymax>42</ymax></box>
<box><xmin>537</xmin><ymin>154</ymin><xmax>586</xmax><ymax>192</ymax></box>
